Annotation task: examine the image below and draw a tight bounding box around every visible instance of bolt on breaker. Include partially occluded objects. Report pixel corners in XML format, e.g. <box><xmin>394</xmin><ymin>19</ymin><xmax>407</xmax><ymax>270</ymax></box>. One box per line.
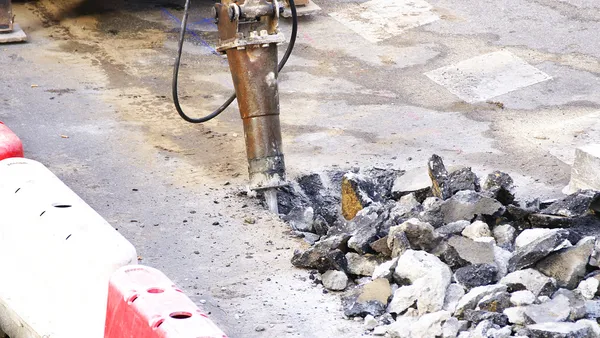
<box><xmin>172</xmin><ymin>0</ymin><xmax>298</xmax><ymax>213</ymax></box>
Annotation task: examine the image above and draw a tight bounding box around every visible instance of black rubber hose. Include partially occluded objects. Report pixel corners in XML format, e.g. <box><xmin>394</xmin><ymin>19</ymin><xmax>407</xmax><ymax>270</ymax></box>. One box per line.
<box><xmin>172</xmin><ymin>0</ymin><xmax>298</xmax><ymax>123</ymax></box>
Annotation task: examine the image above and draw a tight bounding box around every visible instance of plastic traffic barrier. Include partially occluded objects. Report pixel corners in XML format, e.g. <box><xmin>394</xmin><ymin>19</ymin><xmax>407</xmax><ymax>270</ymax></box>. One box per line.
<box><xmin>105</xmin><ymin>265</ymin><xmax>228</xmax><ymax>338</ymax></box>
<box><xmin>0</xmin><ymin>158</ymin><xmax>138</xmax><ymax>338</ymax></box>
<box><xmin>0</xmin><ymin>122</ymin><xmax>23</xmax><ymax>160</ymax></box>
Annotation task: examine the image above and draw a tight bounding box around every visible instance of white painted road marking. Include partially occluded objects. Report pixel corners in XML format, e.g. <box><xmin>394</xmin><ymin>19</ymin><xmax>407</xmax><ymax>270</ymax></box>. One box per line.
<box><xmin>425</xmin><ymin>51</ymin><xmax>552</xmax><ymax>103</ymax></box>
<box><xmin>329</xmin><ymin>0</ymin><xmax>440</xmax><ymax>43</ymax></box>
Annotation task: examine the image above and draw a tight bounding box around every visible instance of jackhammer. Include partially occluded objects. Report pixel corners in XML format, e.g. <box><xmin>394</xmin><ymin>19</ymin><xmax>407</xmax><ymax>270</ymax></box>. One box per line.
<box><xmin>172</xmin><ymin>0</ymin><xmax>298</xmax><ymax>214</ymax></box>
<box><xmin>0</xmin><ymin>0</ymin><xmax>12</xmax><ymax>32</ymax></box>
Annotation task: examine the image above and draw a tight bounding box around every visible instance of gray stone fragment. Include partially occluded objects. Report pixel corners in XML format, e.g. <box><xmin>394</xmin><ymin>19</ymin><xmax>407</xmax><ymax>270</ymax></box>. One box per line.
<box><xmin>391</xmin><ymin>167</ymin><xmax>432</xmax><ymax>201</ymax></box>
<box><xmin>390</xmin><ymin>193</ymin><xmax>424</xmax><ymax>220</ymax></box>
<box><xmin>462</xmin><ymin>221</ymin><xmax>492</xmax><ymax>240</ymax></box>
<box><xmin>523</xmin><ymin>294</ymin><xmax>570</xmax><ymax>324</ymax></box>
<box><xmin>364</xmin><ymin>314</ymin><xmax>378</xmax><ymax>330</ymax></box>
<box><xmin>493</xmin><ymin>224</ymin><xmax>516</xmax><ymax>251</ymax></box>
<box><xmin>392</xmin><ymin>250</ymin><xmax>452</xmax><ymax>314</ymax></box>
<box><xmin>297</xmin><ymin>172</ymin><xmax>341</xmax><ymax>226</ymax></box>
<box><xmin>433</xmin><ymin>241</ymin><xmax>470</xmax><ymax>270</ymax></box>
<box><xmin>284</xmin><ymin>206</ymin><xmax>315</xmax><ymax>232</ymax></box>
<box><xmin>538</xmin><ymin>295</ymin><xmax>551</xmax><ymax>303</ymax></box>
<box><xmin>291</xmin><ymin>234</ymin><xmax>350</xmax><ymax>273</ymax></box>
<box><xmin>500</xmin><ymin>269</ymin><xmax>558</xmax><ymax>297</ymax></box>
<box><xmin>448</xmin><ymin>235</ymin><xmax>496</xmax><ymax>265</ymax></box>
<box><xmin>589</xmin><ymin>238</ymin><xmax>600</xmax><ymax>267</ymax></box>
<box><xmin>504</xmin><ymin>306</ymin><xmax>527</xmax><ymax>325</ymax></box>
<box><xmin>542</xmin><ymin>190</ymin><xmax>600</xmax><ymax>218</ymax></box>
<box><xmin>483</xmin><ymin>171</ymin><xmax>515</xmax><ymax>206</ymax></box>
<box><xmin>464</xmin><ymin>309</ymin><xmax>508</xmax><ymax>326</ymax></box>
<box><xmin>510</xmin><ymin>290</ymin><xmax>536</xmax><ymax>306</ymax></box>
<box><xmin>440</xmin><ymin>190</ymin><xmax>505</xmax><ymax>224</ymax></box>
<box><xmin>470</xmin><ymin>320</ymin><xmax>500</xmax><ymax>338</ymax></box>
<box><xmin>493</xmin><ymin>245</ymin><xmax>511</xmax><ymax>280</ymax></box>
<box><xmin>345</xmin><ymin>203</ymin><xmax>397</xmax><ymax>254</ymax></box>
<box><xmin>566</xmin><ymin>144</ymin><xmax>600</xmax><ymax>194</ymax></box>
<box><xmin>370</xmin><ymin>236</ymin><xmax>392</xmax><ymax>256</ymax></box>
<box><xmin>577</xmin><ymin>319</ymin><xmax>600</xmax><ymax>337</ymax></box>
<box><xmin>322</xmin><ymin>270</ymin><xmax>348</xmax><ymax>291</ymax></box>
<box><xmin>477</xmin><ymin>291</ymin><xmax>511</xmax><ymax>313</ymax></box>
<box><xmin>446</xmin><ymin>167</ymin><xmax>481</xmax><ymax>197</ymax></box>
<box><xmin>585</xmin><ymin>300</ymin><xmax>600</xmax><ymax>319</ymax></box>
<box><xmin>454</xmin><ymin>284</ymin><xmax>508</xmax><ymax>318</ymax></box>
<box><xmin>428</xmin><ymin>154</ymin><xmax>451</xmax><ymax>199</ymax></box>
<box><xmin>485</xmin><ymin>325</ymin><xmax>512</xmax><ymax>338</ymax></box>
<box><xmin>508</xmin><ymin>229</ymin><xmax>571</xmax><ymax>272</ymax></box>
<box><xmin>342</xmin><ymin>278</ymin><xmax>392</xmax><ymax>317</ymax></box>
<box><xmin>372</xmin><ymin>258</ymin><xmax>399</xmax><ymax>281</ymax></box>
<box><xmin>297</xmin><ymin>231</ymin><xmax>321</xmax><ymax>245</ymax></box>
<box><xmin>388</xmin><ymin>230</ymin><xmax>411</xmax><ymax>258</ymax></box>
<box><xmin>535</xmin><ymin>236</ymin><xmax>595</xmax><ymax>289</ymax></box>
<box><xmin>373</xmin><ymin>325</ymin><xmax>388</xmax><ymax>336</ymax></box>
<box><xmin>454</xmin><ymin>264</ymin><xmax>499</xmax><ymax>290</ymax></box>
<box><xmin>419</xmin><ymin>196</ymin><xmax>445</xmax><ymax>228</ymax></box>
<box><xmin>388</xmin><ymin>218</ymin><xmax>441</xmax><ymax>253</ymax></box>
<box><xmin>442</xmin><ymin>317</ymin><xmax>461</xmax><ymax>338</ymax></box>
<box><xmin>524</xmin><ymin>322</ymin><xmax>592</xmax><ymax>338</ymax></box>
<box><xmin>312</xmin><ymin>215</ymin><xmax>330</xmax><ymax>236</ymax></box>
<box><xmin>552</xmin><ymin>289</ymin><xmax>586</xmax><ymax>321</ymax></box>
<box><xmin>528</xmin><ymin>213</ymin><xmax>580</xmax><ymax>229</ymax></box>
<box><xmin>346</xmin><ymin>253</ymin><xmax>385</xmax><ymax>276</ymax></box>
<box><xmin>443</xmin><ymin>283</ymin><xmax>466</xmax><ymax>314</ymax></box>
<box><xmin>410</xmin><ymin>311</ymin><xmax>451</xmax><ymax>338</ymax></box>
<box><xmin>578</xmin><ymin>277</ymin><xmax>600</xmax><ymax>300</ymax></box>
<box><xmin>384</xmin><ymin>316</ymin><xmax>417</xmax><ymax>338</ymax></box>
<box><xmin>515</xmin><ymin>228</ymin><xmax>557</xmax><ymax>249</ymax></box>
<box><xmin>347</xmin><ymin>226</ymin><xmax>380</xmax><ymax>255</ymax></box>
<box><xmin>387</xmin><ymin>284</ymin><xmax>418</xmax><ymax>315</ymax></box>
<box><xmin>437</xmin><ymin>220</ymin><xmax>471</xmax><ymax>236</ymax></box>
<box><xmin>428</xmin><ymin>155</ymin><xmax>481</xmax><ymax>200</ymax></box>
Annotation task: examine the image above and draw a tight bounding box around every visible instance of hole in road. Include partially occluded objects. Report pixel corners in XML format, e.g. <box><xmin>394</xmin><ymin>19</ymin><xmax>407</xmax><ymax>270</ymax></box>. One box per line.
<box><xmin>53</xmin><ymin>204</ymin><xmax>72</xmax><ymax>208</ymax></box>
<box><xmin>127</xmin><ymin>294</ymin><xmax>138</xmax><ymax>304</ymax></box>
<box><xmin>147</xmin><ymin>287</ymin><xmax>164</xmax><ymax>294</ymax></box>
<box><xmin>169</xmin><ymin>312</ymin><xmax>192</xmax><ymax>319</ymax></box>
<box><xmin>152</xmin><ymin>319</ymin><xmax>164</xmax><ymax>329</ymax></box>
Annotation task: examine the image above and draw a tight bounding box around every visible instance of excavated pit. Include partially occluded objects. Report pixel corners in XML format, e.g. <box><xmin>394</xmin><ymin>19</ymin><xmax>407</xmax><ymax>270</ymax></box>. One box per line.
<box><xmin>263</xmin><ymin>154</ymin><xmax>600</xmax><ymax>338</ymax></box>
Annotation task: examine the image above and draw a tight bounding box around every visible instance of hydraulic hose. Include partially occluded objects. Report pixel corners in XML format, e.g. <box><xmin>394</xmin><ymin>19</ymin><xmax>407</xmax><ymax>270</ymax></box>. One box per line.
<box><xmin>173</xmin><ymin>0</ymin><xmax>298</xmax><ymax>123</ymax></box>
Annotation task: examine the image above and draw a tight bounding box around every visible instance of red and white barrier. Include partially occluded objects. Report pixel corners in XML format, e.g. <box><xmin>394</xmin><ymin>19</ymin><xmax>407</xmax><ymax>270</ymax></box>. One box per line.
<box><xmin>0</xmin><ymin>158</ymin><xmax>138</xmax><ymax>338</ymax></box>
<box><xmin>0</xmin><ymin>122</ymin><xmax>23</xmax><ymax>160</ymax></box>
<box><xmin>105</xmin><ymin>265</ymin><xmax>228</xmax><ymax>338</ymax></box>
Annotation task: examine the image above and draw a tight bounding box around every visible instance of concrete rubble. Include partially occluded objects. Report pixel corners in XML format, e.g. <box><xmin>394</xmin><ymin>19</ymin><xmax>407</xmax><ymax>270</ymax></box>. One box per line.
<box><xmin>278</xmin><ymin>154</ymin><xmax>600</xmax><ymax>337</ymax></box>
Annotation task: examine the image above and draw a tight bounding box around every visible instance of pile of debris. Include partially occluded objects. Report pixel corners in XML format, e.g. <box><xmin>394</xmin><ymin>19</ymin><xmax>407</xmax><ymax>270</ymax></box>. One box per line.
<box><xmin>274</xmin><ymin>155</ymin><xmax>600</xmax><ymax>338</ymax></box>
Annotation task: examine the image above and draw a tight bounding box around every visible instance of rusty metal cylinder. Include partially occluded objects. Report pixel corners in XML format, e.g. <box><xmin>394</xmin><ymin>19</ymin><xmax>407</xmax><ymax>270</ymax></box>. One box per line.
<box><xmin>226</xmin><ymin>44</ymin><xmax>286</xmax><ymax>190</ymax></box>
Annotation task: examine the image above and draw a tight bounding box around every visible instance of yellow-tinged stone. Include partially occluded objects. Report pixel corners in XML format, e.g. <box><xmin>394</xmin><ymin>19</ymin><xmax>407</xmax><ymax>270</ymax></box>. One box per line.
<box><xmin>357</xmin><ymin>278</ymin><xmax>392</xmax><ymax>304</ymax></box>
<box><xmin>342</xmin><ymin>176</ymin><xmax>363</xmax><ymax>220</ymax></box>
